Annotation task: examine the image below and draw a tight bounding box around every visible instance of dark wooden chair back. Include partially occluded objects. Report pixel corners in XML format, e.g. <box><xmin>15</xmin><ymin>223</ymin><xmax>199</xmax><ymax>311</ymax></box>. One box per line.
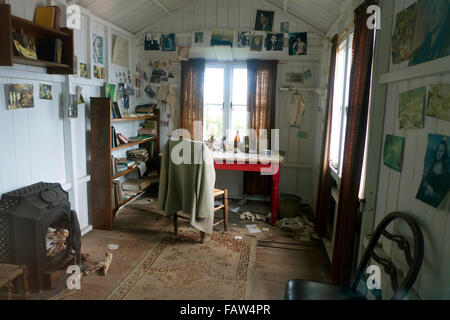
<box><xmin>351</xmin><ymin>212</ymin><xmax>424</xmax><ymax>300</ymax></box>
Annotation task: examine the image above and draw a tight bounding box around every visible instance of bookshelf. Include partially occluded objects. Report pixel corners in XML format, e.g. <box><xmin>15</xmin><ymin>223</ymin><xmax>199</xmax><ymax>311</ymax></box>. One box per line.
<box><xmin>91</xmin><ymin>98</ymin><xmax>160</xmax><ymax>230</ymax></box>
<box><xmin>0</xmin><ymin>4</ymin><xmax>74</xmax><ymax>74</ymax></box>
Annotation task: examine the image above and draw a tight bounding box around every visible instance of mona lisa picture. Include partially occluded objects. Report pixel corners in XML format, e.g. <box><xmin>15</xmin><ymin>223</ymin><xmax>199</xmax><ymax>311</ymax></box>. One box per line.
<box><xmin>416</xmin><ymin>134</ymin><xmax>450</xmax><ymax>209</ymax></box>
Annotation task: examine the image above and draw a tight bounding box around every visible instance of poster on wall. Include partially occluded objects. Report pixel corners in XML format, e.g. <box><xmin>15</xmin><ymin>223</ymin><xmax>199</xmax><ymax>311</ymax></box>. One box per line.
<box><xmin>236</xmin><ymin>31</ymin><xmax>251</xmax><ymax>48</ymax></box>
<box><xmin>280</xmin><ymin>22</ymin><xmax>289</xmax><ymax>33</ymax></box>
<box><xmin>250</xmin><ymin>32</ymin><xmax>264</xmax><ymax>52</ymax></box>
<box><xmin>289</xmin><ymin>33</ymin><xmax>307</xmax><ymax>56</ymax></box>
<box><xmin>191</xmin><ymin>31</ymin><xmax>211</xmax><ymax>47</ymax></box>
<box><xmin>398</xmin><ymin>86</ymin><xmax>426</xmax><ymax>129</ymax></box>
<box><xmin>416</xmin><ymin>134</ymin><xmax>449</xmax><ymax>208</ymax></box>
<box><xmin>145</xmin><ymin>33</ymin><xmax>161</xmax><ymax>51</ymax></box>
<box><xmin>211</xmin><ymin>30</ymin><xmax>234</xmax><ymax>47</ymax></box>
<box><xmin>383</xmin><ymin>134</ymin><xmax>405</xmax><ymax>172</ymax></box>
<box><xmin>427</xmin><ymin>84</ymin><xmax>450</xmax><ymax>122</ymax></box>
<box><xmin>39</xmin><ymin>84</ymin><xmax>52</xmax><ymax>100</ymax></box>
<box><xmin>254</xmin><ymin>10</ymin><xmax>274</xmax><ymax>31</ymax></box>
<box><xmin>112</xmin><ymin>34</ymin><xmax>129</xmax><ymax>67</ymax></box>
<box><xmin>408</xmin><ymin>0</ymin><xmax>450</xmax><ymax>66</ymax></box>
<box><xmin>265</xmin><ymin>33</ymin><xmax>284</xmax><ymax>51</ymax></box>
<box><xmin>5</xmin><ymin>84</ymin><xmax>34</xmax><ymax>110</ymax></box>
<box><xmin>392</xmin><ymin>2</ymin><xmax>417</xmax><ymax>65</ymax></box>
<box><xmin>161</xmin><ymin>33</ymin><xmax>176</xmax><ymax>51</ymax></box>
<box><xmin>92</xmin><ymin>34</ymin><xmax>104</xmax><ymax>65</ymax></box>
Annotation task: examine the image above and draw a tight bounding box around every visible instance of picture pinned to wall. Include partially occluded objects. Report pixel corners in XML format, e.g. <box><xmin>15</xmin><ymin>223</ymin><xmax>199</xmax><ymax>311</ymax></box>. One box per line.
<box><xmin>280</xmin><ymin>22</ymin><xmax>289</xmax><ymax>33</ymax></box>
<box><xmin>112</xmin><ymin>34</ymin><xmax>129</xmax><ymax>68</ymax></box>
<box><xmin>105</xmin><ymin>83</ymin><xmax>117</xmax><ymax>101</ymax></box>
<box><xmin>191</xmin><ymin>31</ymin><xmax>211</xmax><ymax>47</ymax></box>
<box><xmin>92</xmin><ymin>34</ymin><xmax>104</xmax><ymax>65</ymax></box>
<box><xmin>145</xmin><ymin>33</ymin><xmax>160</xmax><ymax>51</ymax></box>
<box><xmin>150</xmin><ymin>60</ymin><xmax>171</xmax><ymax>83</ymax></box>
<box><xmin>68</xmin><ymin>94</ymin><xmax>78</xmax><ymax>118</ymax></box>
<box><xmin>211</xmin><ymin>30</ymin><xmax>234</xmax><ymax>47</ymax></box>
<box><xmin>383</xmin><ymin>134</ymin><xmax>405</xmax><ymax>172</ymax></box>
<box><xmin>289</xmin><ymin>33</ymin><xmax>307</xmax><ymax>56</ymax></box>
<box><xmin>285</xmin><ymin>69</ymin><xmax>312</xmax><ymax>83</ymax></box>
<box><xmin>236</xmin><ymin>31</ymin><xmax>251</xmax><ymax>48</ymax></box>
<box><xmin>161</xmin><ymin>33</ymin><xmax>176</xmax><ymax>51</ymax></box>
<box><xmin>265</xmin><ymin>33</ymin><xmax>284</xmax><ymax>51</ymax></box>
<box><xmin>398</xmin><ymin>86</ymin><xmax>426</xmax><ymax>129</ymax></box>
<box><xmin>254</xmin><ymin>9</ymin><xmax>274</xmax><ymax>32</ymax></box>
<box><xmin>250</xmin><ymin>32</ymin><xmax>264</xmax><ymax>52</ymax></box>
<box><xmin>93</xmin><ymin>65</ymin><xmax>101</xmax><ymax>79</ymax></box>
<box><xmin>392</xmin><ymin>2</ymin><xmax>417</xmax><ymax>64</ymax></box>
<box><xmin>80</xmin><ymin>63</ymin><xmax>88</xmax><ymax>78</ymax></box>
<box><xmin>178</xmin><ymin>46</ymin><xmax>189</xmax><ymax>61</ymax></box>
<box><xmin>416</xmin><ymin>134</ymin><xmax>449</xmax><ymax>208</ymax></box>
<box><xmin>39</xmin><ymin>84</ymin><xmax>52</xmax><ymax>100</ymax></box>
<box><xmin>5</xmin><ymin>84</ymin><xmax>34</xmax><ymax>110</ymax></box>
<box><xmin>427</xmin><ymin>84</ymin><xmax>450</xmax><ymax>122</ymax></box>
<box><xmin>408</xmin><ymin>0</ymin><xmax>450</xmax><ymax>66</ymax></box>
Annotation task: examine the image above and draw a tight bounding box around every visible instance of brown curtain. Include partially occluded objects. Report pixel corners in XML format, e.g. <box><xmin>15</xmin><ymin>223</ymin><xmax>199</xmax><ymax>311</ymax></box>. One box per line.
<box><xmin>244</xmin><ymin>60</ymin><xmax>278</xmax><ymax>196</ymax></box>
<box><xmin>331</xmin><ymin>0</ymin><xmax>376</xmax><ymax>285</ymax></box>
<box><xmin>180</xmin><ymin>59</ymin><xmax>205</xmax><ymax>140</ymax></box>
<box><xmin>315</xmin><ymin>34</ymin><xmax>339</xmax><ymax>237</ymax></box>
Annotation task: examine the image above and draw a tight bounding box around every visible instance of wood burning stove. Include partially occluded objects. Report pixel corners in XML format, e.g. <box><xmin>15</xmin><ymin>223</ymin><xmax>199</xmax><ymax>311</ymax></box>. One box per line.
<box><xmin>0</xmin><ymin>182</ymin><xmax>81</xmax><ymax>293</ymax></box>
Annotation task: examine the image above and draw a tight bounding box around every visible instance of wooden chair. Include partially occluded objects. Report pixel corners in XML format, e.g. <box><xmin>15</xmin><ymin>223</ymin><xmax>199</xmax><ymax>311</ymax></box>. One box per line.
<box><xmin>285</xmin><ymin>212</ymin><xmax>424</xmax><ymax>300</ymax></box>
<box><xmin>173</xmin><ymin>188</ymin><xmax>229</xmax><ymax>243</ymax></box>
<box><xmin>0</xmin><ymin>264</ymin><xmax>30</xmax><ymax>300</ymax></box>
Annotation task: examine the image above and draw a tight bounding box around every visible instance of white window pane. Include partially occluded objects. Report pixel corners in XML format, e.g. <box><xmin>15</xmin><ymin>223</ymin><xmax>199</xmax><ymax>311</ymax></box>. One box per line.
<box><xmin>204</xmin><ymin>68</ymin><xmax>224</xmax><ymax>104</ymax></box>
<box><xmin>231</xmin><ymin>105</ymin><xmax>249</xmax><ymax>138</ymax></box>
<box><xmin>204</xmin><ymin>104</ymin><xmax>223</xmax><ymax>140</ymax></box>
<box><xmin>232</xmin><ymin>68</ymin><xmax>247</xmax><ymax>106</ymax></box>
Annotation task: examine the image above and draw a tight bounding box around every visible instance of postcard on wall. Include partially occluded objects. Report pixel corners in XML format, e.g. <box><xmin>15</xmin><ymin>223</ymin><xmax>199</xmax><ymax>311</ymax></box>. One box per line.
<box><xmin>416</xmin><ymin>134</ymin><xmax>450</xmax><ymax>208</ymax></box>
<box><xmin>191</xmin><ymin>31</ymin><xmax>211</xmax><ymax>47</ymax></box>
<box><xmin>112</xmin><ymin>34</ymin><xmax>129</xmax><ymax>68</ymax></box>
<box><xmin>250</xmin><ymin>32</ymin><xmax>264</xmax><ymax>52</ymax></box>
<box><xmin>39</xmin><ymin>84</ymin><xmax>52</xmax><ymax>100</ymax></box>
<box><xmin>398</xmin><ymin>86</ymin><xmax>426</xmax><ymax>129</ymax></box>
<box><xmin>161</xmin><ymin>33</ymin><xmax>176</xmax><ymax>51</ymax></box>
<box><xmin>265</xmin><ymin>33</ymin><xmax>284</xmax><ymax>51</ymax></box>
<box><xmin>145</xmin><ymin>33</ymin><xmax>161</xmax><ymax>51</ymax></box>
<box><xmin>392</xmin><ymin>2</ymin><xmax>417</xmax><ymax>65</ymax></box>
<box><xmin>285</xmin><ymin>69</ymin><xmax>312</xmax><ymax>83</ymax></box>
<box><xmin>92</xmin><ymin>34</ymin><xmax>104</xmax><ymax>65</ymax></box>
<box><xmin>408</xmin><ymin>0</ymin><xmax>450</xmax><ymax>66</ymax></box>
<box><xmin>105</xmin><ymin>83</ymin><xmax>117</xmax><ymax>101</ymax></box>
<box><xmin>5</xmin><ymin>84</ymin><xmax>34</xmax><ymax>110</ymax></box>
<box><xmin>280</xmin><ymin>22</ymin><xmax>289</xmax><ymax>33</ymax></box>
<box><xmin>236</xmin><ymin>31</ymin><xmax>251</xmax><ymax>48</ymax></box>
<box><xmin>80</xmin><ymin>63</ymin><xmax>88</xmax><ymax>78</ymax></box>
<box><xmin>68</xmin><ymin>94</ymin><xmax>78</xmax><ymax>118</ymax></box>
<box><xmin>211</xmin><ymin>30</ymin><xmax>234</xmax><ymax>47</ymax></box>
<box><xmin>93</xmin><ymin>65</ymin><xmax>101</xmax><ymax>79</ymax></box>
<box><xmin>254</xmin><ymin>10</ymin><xmax>274</xmax><ymax>32</ymax></box>
<box><xmin>427</xmin><ymin>84</ymin><xmax>450</xmax><ymax>122</ymax></box>
<box><xmin>289</xmin><ymin>33</ymin><xmax>307</xmax><ymax>56</ymax></box>
<box><xmin>178</xmin><ymin>46</ymin><xmax>189</xmax><ymax>61</ymax></box>
<box><xmin>383</xmin><ymin>134</ymin><xmax>405</xmax><ymax>172</ymax></box>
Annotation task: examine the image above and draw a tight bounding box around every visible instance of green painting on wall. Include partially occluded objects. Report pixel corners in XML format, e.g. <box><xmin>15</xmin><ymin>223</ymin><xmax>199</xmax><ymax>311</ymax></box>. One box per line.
<box><xmin>427</xmin><ymin>84</ymin><xmax>450</xmax><ymax>122</ymax></box>
<box><xmin>383</xmin><ymin>134</ymin><xmax>405</xmax><ymax>172</ymax></box>
<box><xmin>398</xmin><ymin>87</ymin><xmax>426</xmax><ymax>129</ymax></box>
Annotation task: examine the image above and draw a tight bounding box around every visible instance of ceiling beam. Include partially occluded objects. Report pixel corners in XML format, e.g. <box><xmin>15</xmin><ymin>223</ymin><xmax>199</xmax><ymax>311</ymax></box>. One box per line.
<box><xmin>261</xmin><ymin>0</ymin><xmax>327</xmax><ymax>37</ymax></box>
<box><xmin>152</xmin><ymin>0</ymin><xmax>173</xmax><ymax>16</ymax></box>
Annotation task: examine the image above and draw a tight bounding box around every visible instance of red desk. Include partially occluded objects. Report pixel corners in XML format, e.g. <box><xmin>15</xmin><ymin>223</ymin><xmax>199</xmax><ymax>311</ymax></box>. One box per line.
<box><xmin>213</xmin><ymin>152</ymin><xmax>284</xmax><ymax>225</ymax></box>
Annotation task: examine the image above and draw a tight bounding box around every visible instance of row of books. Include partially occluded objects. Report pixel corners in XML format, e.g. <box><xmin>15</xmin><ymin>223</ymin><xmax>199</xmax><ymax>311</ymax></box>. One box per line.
<box><xmin>111</xmin><ymin>126</ymin><xmax>131</xmax><ymax>148</ymax></box>
<box><xmin>111</xmin><ymin>179</ymin><xmax>153</xmax><ymax>210</ymax></box>
<box><xmin>111</xmin><ymin>102</ymin><xmax>123</xmax><ymax>119</ymax></box>
<box><xmin>138</xmin><ymin>120</ymin><xmax>158</xmax><ymax>136</ymax></box>
<box><xmin>135</xmin><ymin>104</ymin><xmax>156</xmax><ymax>115</ymax></box>
<box><xmin>127</xmin><ymin>149</ymin><xmax>150</xmax><ymax>162</ymax></box>
<box><xmin>111</xmin><ymin>156</ymin><xmax>137</xmax><ymax>177</ymax></box>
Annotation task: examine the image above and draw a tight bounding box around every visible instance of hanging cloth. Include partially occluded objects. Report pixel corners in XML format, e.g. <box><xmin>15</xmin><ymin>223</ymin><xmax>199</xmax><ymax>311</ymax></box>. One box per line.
<box><xmin>289</xmin><ymin>91</ymin><xmax>305</xmax><ymax>128</ymax></box>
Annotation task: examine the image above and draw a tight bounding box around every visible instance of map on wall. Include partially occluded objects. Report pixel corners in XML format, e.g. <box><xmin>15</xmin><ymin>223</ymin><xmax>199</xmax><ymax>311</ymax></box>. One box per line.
<box><xmin>112</xmin><ymin>34</ymin><xmax>129</xmax><ymax>68</ymax></box>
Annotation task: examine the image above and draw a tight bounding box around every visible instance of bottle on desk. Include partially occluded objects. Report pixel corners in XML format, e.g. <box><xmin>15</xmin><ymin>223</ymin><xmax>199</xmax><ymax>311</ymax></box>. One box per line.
<box><xmin>244</xmin><ymin>136</ymin><xmax>250</xmax><ymax>154</ymax></box>
<box><xmin>234</xmin><ymin>131</ymin><xmax>240</xmax><ymax>153</ymax></box>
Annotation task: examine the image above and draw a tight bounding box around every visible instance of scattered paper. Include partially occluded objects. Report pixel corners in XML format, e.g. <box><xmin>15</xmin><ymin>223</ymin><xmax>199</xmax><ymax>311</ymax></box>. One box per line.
<box><xmin>107</xmin><ymin>244</ymin><xmax>120</xmax><ymax>251</ymax></box>
<box><xmin>230</xmin><ymin>207</ymin><xmax>240</xmax><ymax>214</ymax></box>
<box><xmin>247</xmin><ymin>224</ymin><xmax>262</xmax><ymax>234</ymax></box>
<box><xmin>262</xmin><ymin>228</ymin><xmax>270</xmax><ymax>232</ymax></box>
<box><xmin>234</xmin><ymin>236</ymin><xmax>243</xmax><ymax>240</ymax></box>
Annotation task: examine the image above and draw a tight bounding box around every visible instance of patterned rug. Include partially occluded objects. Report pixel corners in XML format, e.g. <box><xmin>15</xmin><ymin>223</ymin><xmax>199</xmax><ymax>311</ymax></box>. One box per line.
<box><xmin>106</xmin><ymin>230</ymin><xmax>257</xmax><ymax>300</ymax></box>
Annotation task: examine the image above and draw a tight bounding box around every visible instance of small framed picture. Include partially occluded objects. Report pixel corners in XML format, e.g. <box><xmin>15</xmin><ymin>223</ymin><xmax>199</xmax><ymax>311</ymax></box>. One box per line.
<box><xmin>191</xmin><ymin>31</ymin><xmax>211</xmax><ymax>47</ymax></box>
<box><xmin>280</xmin><ymin>22</ymin><xmax>289</xmax><ymax>33</ymax></box>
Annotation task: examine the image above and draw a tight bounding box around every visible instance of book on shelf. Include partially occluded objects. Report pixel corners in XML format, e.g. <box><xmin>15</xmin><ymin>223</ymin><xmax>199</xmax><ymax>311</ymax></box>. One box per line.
<box><xmin>112</xmin><ymin>180</ymin><xmax>124</xmax><ymax>209</ymax></box>
<box><xmin>138</xmin><ymin>128</ymin><xmax>156</xmax><ymax>136</ymax></box>
<box><xmin>34</xmin><ymin>6</ymin><xmax>61</xmax><ymax>29</ymax></box>
<box><xmin>54</xmin><ymin>39</ymin><xmax>63</xmax><ymax>63</ymax></box>
<box><xmin>135</xmin><ymin>104</ymin><xmax>156</xmax><ymax>114</ymax></box>
<box><xmin>122</xmin><ymin>190</ymin><xmax>139</xmax><ymax>201</ymax></box>
<box><xmin>127</xmin><ymin>149</ymin><xmax>149</xmax><ymax>162</ymax></box>
<box><xmin>122</xmin><ymin>179</ymin><xmax>151</xmax><ymax>192</ymax></box>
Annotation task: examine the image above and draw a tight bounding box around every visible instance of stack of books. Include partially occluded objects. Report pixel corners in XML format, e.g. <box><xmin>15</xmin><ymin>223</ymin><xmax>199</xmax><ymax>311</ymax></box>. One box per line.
<box><xmin>138</xmin><ymin>120</ymin><xmax>157</xmax><ymax>136</ymax></box>
<box><xmin>127</xmin><ymin>149</ymin><xmax>149</xmax><ymax>162</ymax></box>
<box><xmin>112</xmin><ymin>156</ymin><xmax>137</xmax><ymax>176</ymax></box>
<box><xmin>135</xmin><ymin>104</ymin><xmax>156</xmax><ymax>115</ymax></box>
<box><xmin>122</xmin><ymin>179</ymin><xmax>151</xmax><ymax>192</ymax></box>
<box><xmin>112</xmin><ymin>180</ymin><xmax>124</xmax><ymax>209</ymax></box>
<box><xmin>111</xmin><ymin>126</ymin><xmax>131</xmax><ymax>148</ymax></box>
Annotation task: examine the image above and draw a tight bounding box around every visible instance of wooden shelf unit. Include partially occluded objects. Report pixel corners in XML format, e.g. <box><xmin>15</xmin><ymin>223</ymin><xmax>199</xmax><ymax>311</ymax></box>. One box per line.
<box><xmin>91</xmin><ymin>98</ymin><xmax>160</xmax><ymax>230</ymax></box>
<box><xmin>0</xmin><ymin>4</ymin><xmax>74</xmax><ymax>74</ymax></box>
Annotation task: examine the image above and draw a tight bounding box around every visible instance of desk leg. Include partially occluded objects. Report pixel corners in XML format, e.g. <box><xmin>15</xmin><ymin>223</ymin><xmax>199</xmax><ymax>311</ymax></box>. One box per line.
<box><xmin>271</xmin><ymin>168</ymin><xmax>280</xmax><ymax>226</ymax></box>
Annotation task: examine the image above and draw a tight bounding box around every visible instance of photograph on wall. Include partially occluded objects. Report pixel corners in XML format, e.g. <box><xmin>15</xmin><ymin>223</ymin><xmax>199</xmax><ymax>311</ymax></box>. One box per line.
<box><xmin>250</xmin><ymin>33</ymin><xmax>264</xmax><ymax>52</ymax></box>
<box><xmin>392</xmin><ymin>2</ymin><xmax>417</xmax><ymax>65</ymax></box>
<box><xmin>68</xmin><ymin>94</ymin><xmax>78</xmax><ymax>118</ymax></box>
<box><xmin>416</xmin><ymin>134</ymin><xmax>450</xmax><ymax>208</ymax></box>
<box><xmin>80</xmin><ymin>63</ymin><xmax>88</xmax><ymax>78</ymax></box>
<box><xmin>39</xmin><ymin>84</ymin><xmax>52</xmax><ymax>100</ymax></box>
<box><xmin>383</xmin><ymin>134</ymin><xmax>405</xmax><ymax>172</ymax></box>
<box><xmin>93</xmin><ymin>65</ymin><xmax>101</xmax><ymax>79</ymax></box>
<box><xmin>427</xmin><ymin>84</ymin><xmax>450</xmax><ymax>122</ymax></box>
<box><xmin>112</xmin><ymin>34</ymin><xmax>129</xmax><ymax>67</ymax></box>
<box><xmin>105</xmin><ymin>83</ymin><xmax>117</xmax><ymax>101</ymax></box>
<box><xmin>265</xmin><ymin>33</ymin><xmax>284</xmax><ymax>51</ymax></box>
<box><xmin>254</xmin><ymin>10</ymin><xmax>274</xmax><ymax>31</ymax></box>
<box><xmin>92</xmin><ymin>34</ymin><xmax>104</xmax><ymax>65</ymax></box>
<box><xmin>280</xmin><ymin>22</ymin><xmax>290</xmax><ymax>33</ymax></box>
<box><xmin>178</xmin><ymin>46</ymin><xmax>189</xmax><ymax>61</ymax></box>
<box><xmin>161</xmin><ymin>33</ymin><xmax>176</xmax><ymax>51</ymax></box>
<box><xmin>191</xmin><ymin>31</ymin><xmax>209</xmax><ymax>47</ymax></box>
<box><xmin>210</xmin><ymin>30</ymin><xmax>234</xmax><ymax>47</ymax></box>
<box><xmin>289</xmin><ymin>33</ymin><xmax>307</xmax><ymax>56</ymax></box>
<box><xmin>144</xmin><ymin>33</ymin><xmax>160</xmax><ymax>51</ymax></box>
<box><xmin>5</xmin><ymin>84</ymin><xmax>34</xmax><ymax>110</ymax></box>
<box><xmin>398</xmin><ymin>86</ymin><xmax>426</xmax><ymax>129</ymax></box>
<box><xmin>150</xmin><ymin>61</ymin><xmax>168</xmax><ymax>83</ymax></box>
<box><xmin>408</xmin><ymin>0</ymin><xmax>450</xmax><ymax>66</ymax></box>
<box><xmin>285</xmin><ymin>69</ymin><xmax>312</xmax><ymax>83</ymax></box>
<box><xmin>236</xmin><ymin>31</ymin><xmax>251</xmax><ymax>48</ymax></box>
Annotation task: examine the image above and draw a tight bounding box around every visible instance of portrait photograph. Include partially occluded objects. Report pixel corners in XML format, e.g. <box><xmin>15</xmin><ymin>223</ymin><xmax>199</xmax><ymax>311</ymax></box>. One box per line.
<box><xmin>145</xmin><ymin>33</ymin><xmax>161</xmax><ymax>51</ymax></box>
<box><xmin>280</xmin><ymin>22</ymin><xmax>290</xmax><ymax>33</ymax></box>
<box><xmin>289</xmin><ymin>32</ymin><xmax>308</xmax><ymax>55</ymax></box>
<box><xmin>161</xmin><ymin>33</ymin><xmax>176</xmax><ymax>51</ymax></box>
<box><xmin>236</xmin><ymin>31</ymin><xmax>251</xmax><ymax>48</ymax></box>
<box><xmin>416</xmin><ymin>134</ymin><xmax>450</xmax><ymax>208</ymax></box>
<box><xmin>250</xmin><ymin>33</ymin><xmax>264</xmax><ymax>52</ymax></box>
<box><xmin>265</xmin><ymin>33</ymin><xmax>284</xmax><ymax>51</ymax></box>
<box><xmin>255</xmin><ymin>10</ymin><xmax>274</xmax><ymax>32</ymax></box>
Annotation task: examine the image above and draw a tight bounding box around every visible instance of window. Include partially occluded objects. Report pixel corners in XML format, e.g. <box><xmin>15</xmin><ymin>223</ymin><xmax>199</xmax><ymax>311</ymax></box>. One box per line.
<box><xmin>329</xmin><ymin>33</ymin><xmax>353</xmax><ymax>178</ymax></box>
<box><xmin>203</xmin><ymin>64</ymin><xmax>248</xmax><ymax>141</ymax></box>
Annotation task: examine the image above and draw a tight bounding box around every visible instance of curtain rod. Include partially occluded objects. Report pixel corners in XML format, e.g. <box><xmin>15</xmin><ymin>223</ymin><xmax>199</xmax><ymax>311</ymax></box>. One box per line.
<box><xmin>338</xmin><ymin>21</ymin><xmax>355</xmax><ymax>42</ymax></box>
